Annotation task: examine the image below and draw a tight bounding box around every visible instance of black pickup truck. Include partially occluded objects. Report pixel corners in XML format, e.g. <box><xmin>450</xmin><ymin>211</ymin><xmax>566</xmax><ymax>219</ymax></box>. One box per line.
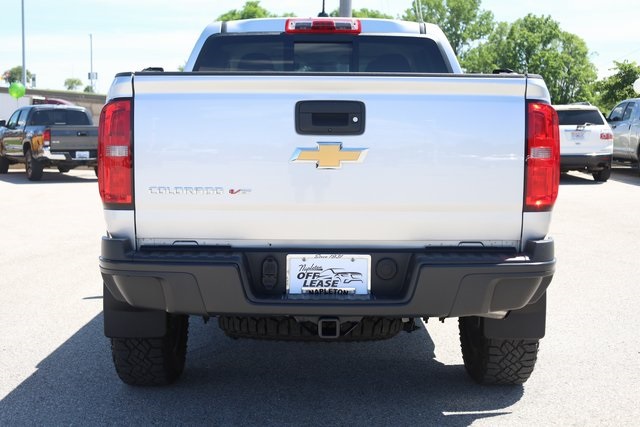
<box><xmin>0</xmin><ymin>104</ymin><xmax>98</xmax><ymax>180</ymax></box>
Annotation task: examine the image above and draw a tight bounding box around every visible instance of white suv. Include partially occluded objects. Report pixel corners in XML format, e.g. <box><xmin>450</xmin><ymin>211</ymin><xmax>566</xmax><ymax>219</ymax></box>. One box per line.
<box><xmin>554</xmin><ymin>104</ymin><xmax>613</xmax><ymax>182</ymax></box>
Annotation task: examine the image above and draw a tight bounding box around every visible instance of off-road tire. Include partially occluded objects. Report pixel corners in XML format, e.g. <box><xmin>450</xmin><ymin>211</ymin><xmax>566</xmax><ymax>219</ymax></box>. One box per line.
<box><xmin>0</xmin><ymin>156</ymin><xmax>9</xmax><ymax>174</ymax></box>
<box><xmin>459</xmin><ymin>316</ymin><xmax>539</xmax><ymax>385</ymax></box>
<box><xmin>219</xmin><ymin>316</ymin><xmax>403</xmax><ymax>342</ymax></box>
<box><xmin>592</xmin><ymin>167</ymin><xmax>611</xmax><ymax>182</ymax></box>
<box><xmin>111</xmin><ymin>314</ymin><xmax>189</xmax><ymax>386</ymax></box>
<box><xmin>25</xmin><ymin>150</ymin><xmax>43</xmax><ymax>181</ymax></box>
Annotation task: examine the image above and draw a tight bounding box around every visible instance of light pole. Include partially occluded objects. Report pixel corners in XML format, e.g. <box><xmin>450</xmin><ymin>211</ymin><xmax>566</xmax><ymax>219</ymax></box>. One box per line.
<box><xmin>89</xmin><ymin>34</ymin><xmax>96</xmax><ymax>92</ymax></box>
<box><xmin>339</xmin><ymin>0</ymin><xmax>352</xmax><ymax>17</ymax></box>
<box><xmin>21</xmin><ymin>0</ymin><xmax>26</xmax><ymax>85</ymax></box>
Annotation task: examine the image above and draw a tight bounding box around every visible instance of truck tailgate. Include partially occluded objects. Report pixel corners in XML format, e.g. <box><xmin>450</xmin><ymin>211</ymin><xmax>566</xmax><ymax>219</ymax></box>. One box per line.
<box><xmin>132</xmin><ymin>74</ymin><xmax>528</xmax><ymax>248</ymax></box>
<box><xmin>50</xmin><ymin>126</ymin><xmax>98</xmax><ymax>151</ymax></box>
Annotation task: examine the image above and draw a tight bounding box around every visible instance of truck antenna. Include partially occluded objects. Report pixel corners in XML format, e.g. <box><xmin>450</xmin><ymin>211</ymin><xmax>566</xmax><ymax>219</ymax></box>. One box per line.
<box><xmin>318</xmin><ymin>0</ymin><xmax>328</xmax><ymax>17</ymax></box>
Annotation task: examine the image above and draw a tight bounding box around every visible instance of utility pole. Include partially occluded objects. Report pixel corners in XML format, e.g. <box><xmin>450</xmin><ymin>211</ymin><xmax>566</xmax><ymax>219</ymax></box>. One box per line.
<box><xmin>339</xmin><ymin>0</ymin><xmax>352</xmax><ymax>17</ymax></box>
<box><xmin>21</xmin><ymin>0</ymin><xmax>26</xmax><ymax>85</ymax></box>
<box><xmin>89</xmin><ymin>34</ymin><xmax>95</xmax><ymax>92</ymax></box>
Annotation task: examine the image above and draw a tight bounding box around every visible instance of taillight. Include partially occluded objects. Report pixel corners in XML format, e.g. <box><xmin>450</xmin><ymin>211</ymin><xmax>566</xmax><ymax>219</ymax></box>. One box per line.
<box><xmin>285</xmin><ymin>18</ymin><xmax>361</xmax><ymax>34</ymax></box>
<box><xmin>43</xmin><ymin>129</ymin><xmax>51</xmax><ymax>147</ymax></box>
<box><xmin>98</xmin><ymin>98</ymin><xmax>132</xmax><ymax>207</ymax></box>
<box><xmin>600</xmin><ymin>131</ymin><xmax>613</xmax><ymax>140</ymax></box>
<box><xmin>525</xmin><ymin>102</ymin><xmax>559</xmax><ymax>212</ymax></box>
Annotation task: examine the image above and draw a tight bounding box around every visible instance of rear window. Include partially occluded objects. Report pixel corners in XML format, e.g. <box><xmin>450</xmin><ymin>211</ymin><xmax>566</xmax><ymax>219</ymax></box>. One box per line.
<box><xmin>29</xmin><ymin>109</ymin><xmax>91</xmax><ymax>126</ymax></box>
<box><xmin>556</xmin><ymin>109</ymin><xmax>604</xmax><ymax>126</ymax></box>
<box><xmin>194</xmin><ymin>34</ymin><xmax>449</xmax><ymax>73</ymax></box>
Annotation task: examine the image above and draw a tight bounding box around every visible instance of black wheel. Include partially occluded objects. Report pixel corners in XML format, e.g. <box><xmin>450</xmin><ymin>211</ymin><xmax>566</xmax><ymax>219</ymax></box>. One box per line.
<box><xmin>459</xmin><ymin>316</ymin><xmax>539</xmax><ymax>385</ymax></box>
<box><xmin>57</xmin><ymin>166</ymin><xmax>70</xmax><ymax>173</ymax></box>
<box><xmin>25</xmin><ymin>150</ymin><xmax>43</xmax><ymax>181</ymax></box>
<box><xmin>592</xmin><ymin>167</ymin><xmax>611</xmax><ymax>182</ymax></box>
<box><xmin>219</xmin><ymin>316</ymin><xmax>403</xmax><ymax>342</ymax></box>
<box><xmin>110</xmin><ymin>314</ymin><xmax>189</xmax><ymax>386</ymax></box>
<box><xmin>0</xmin><ymin>156</ymin><xmax>9</xmax><ymax>174</ymax></box>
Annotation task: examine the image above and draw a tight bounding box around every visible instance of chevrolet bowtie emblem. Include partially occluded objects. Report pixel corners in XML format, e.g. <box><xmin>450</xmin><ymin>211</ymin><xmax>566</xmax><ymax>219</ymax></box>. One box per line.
<box><xmin>290</xmin><ymin>142</ymin><xmax>368</xmax><ymax>169</ymax></box>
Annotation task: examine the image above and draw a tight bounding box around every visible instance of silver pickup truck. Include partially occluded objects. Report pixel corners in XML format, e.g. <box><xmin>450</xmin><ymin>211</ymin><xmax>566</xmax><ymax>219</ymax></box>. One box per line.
<box><xmin>99</xmin><ymin>18</ymin><xmax>559</xmax><ymax>386</ymax></box>
<box><xmin>0</xmin><ymin>104</ymin><xmax>98</xmax><ymax>180</ymax></box>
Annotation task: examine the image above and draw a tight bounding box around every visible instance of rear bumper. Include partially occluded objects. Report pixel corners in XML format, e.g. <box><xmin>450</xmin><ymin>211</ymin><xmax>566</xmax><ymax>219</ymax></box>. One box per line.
<box><xmin>561</xmin><ymin>154</ymin><xmax>611</xmax><ymax>171</ymax></box>
<box><xmin>100</xmin><ymin>237</ymin><xmax>555</xmax><ymax>319</ymax></box>
<box><xmin>39</xmin><ymin>148</ymin><xmax>97</xmax><ymax>166</ymax></box>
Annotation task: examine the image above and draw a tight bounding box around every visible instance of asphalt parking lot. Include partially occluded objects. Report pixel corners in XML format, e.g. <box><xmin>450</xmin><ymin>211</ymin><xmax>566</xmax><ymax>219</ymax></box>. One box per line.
<box><xmin>0</xmin><ymin>165</ymin><xmax>639</xmax><ymax>426</ymax></box>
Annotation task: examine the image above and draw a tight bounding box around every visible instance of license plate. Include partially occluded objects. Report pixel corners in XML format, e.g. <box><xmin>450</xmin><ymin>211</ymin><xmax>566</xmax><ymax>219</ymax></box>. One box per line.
<box><xmin>75</xmin><ymin>151</ymin><xmax>90</xmax><ymax>159</ymax></box>
<box><xmin>287</xmin><ymin>254</ymin><xmax>371</xmax><ymax>296</ymax></box>
<box><xmin>571</xmin><ymin>131</ymin><xmax>585</xmax><ymax>140</ymax></box>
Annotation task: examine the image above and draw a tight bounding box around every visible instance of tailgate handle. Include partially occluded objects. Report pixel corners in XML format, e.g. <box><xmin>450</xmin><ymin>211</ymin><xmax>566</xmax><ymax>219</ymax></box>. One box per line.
<box><xmin>77</xmin><ymin>131</ymin><xmax>88</xmax><ymax>136</ymax></box>
<box><xmin>295</xmin><ymin>101</ymin><xmax>365</xmax><ymax>135</ymax></box>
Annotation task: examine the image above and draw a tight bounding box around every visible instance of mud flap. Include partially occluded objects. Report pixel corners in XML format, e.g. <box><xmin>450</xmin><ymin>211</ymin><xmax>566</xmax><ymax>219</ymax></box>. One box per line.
<box><xmin>483</xmin><ymin>293</ymin><xmax>546</xmax><ymax>339</ymax></box>
<box><xmin>103</xmin><ymin>283</ymin><xmax>167</xmax><ymax>338</ymax></box>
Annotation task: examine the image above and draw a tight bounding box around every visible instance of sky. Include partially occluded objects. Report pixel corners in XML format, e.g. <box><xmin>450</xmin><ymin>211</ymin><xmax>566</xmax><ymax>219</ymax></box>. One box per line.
<box><xmin>0</xmin><ymin>0</ymin><xmax>638</xmax><ymax>95</ymax></box>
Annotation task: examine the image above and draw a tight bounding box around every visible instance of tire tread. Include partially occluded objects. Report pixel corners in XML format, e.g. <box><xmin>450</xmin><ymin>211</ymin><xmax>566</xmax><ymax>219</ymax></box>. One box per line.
<box><xmin>110</xmin><ymin>315</ymin><xmax>189</xmax><ymax>386</ymax></box>
<box><xmin>459</xmin><ymin>317</ymin><xmax>539</xmax><ymax>385</ymax></box>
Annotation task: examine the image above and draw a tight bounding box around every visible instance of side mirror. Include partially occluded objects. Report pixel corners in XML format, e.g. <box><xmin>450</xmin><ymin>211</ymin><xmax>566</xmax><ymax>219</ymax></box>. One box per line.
<box><xmin>0</xmin><ymin>120</ymin><xmax>5</xmax><ymax>127</ymax></box>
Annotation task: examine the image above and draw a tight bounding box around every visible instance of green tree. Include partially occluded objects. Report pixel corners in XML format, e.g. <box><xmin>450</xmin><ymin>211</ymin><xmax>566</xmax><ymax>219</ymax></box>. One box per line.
<box><xmin>330</xmin><ymin>8</ymin><xmax>393</xmax><ymax>19</ymax></box>
<box><xmin>463</xmin><ymin>14</ymin><xmax>597</xmax><ymax>104</ymax></box>
<box><xmin>552</xmin><ymin>32</ymin><xmax>598</xmax><ymax>104</ymax></box>
<box><xmin>403</xmin><ymin>0</ymin><xmax>494</xmax><ymax>57</ymax></box>
<box><xmin>593</xmin><ymin>61</ymin><xmax>640</xmax><ymax>113</ymax></box>
<box><xmin>2</xmin><ymin>66</ymin><xmax>33</xmax><ymax>85</ymax></box>
<box><xmin>83</xmin><ymin>85</ymin><xmax>95</xmax><ymax>93</ymax></box>
<box><xmin>217</xmin><ymin>1</ymin><xmax>278</xmax><ymax>20</ymax></box>
<box><xmin>461</xmin><ymin>21</ymin><xmax>510</xmax><ymax>71</ymax></box>
<box><xmin>64</xmin><ymin>78</ymin><xmax>83</xmax><ymax>91</ymax></box>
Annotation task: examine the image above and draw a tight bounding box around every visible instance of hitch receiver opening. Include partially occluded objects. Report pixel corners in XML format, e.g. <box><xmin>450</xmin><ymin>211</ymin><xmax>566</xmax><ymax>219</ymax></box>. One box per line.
<box><xmin>318</xmin><ymin>318</ymin><xmax>340</xmax><ymax>339</ymax></box>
